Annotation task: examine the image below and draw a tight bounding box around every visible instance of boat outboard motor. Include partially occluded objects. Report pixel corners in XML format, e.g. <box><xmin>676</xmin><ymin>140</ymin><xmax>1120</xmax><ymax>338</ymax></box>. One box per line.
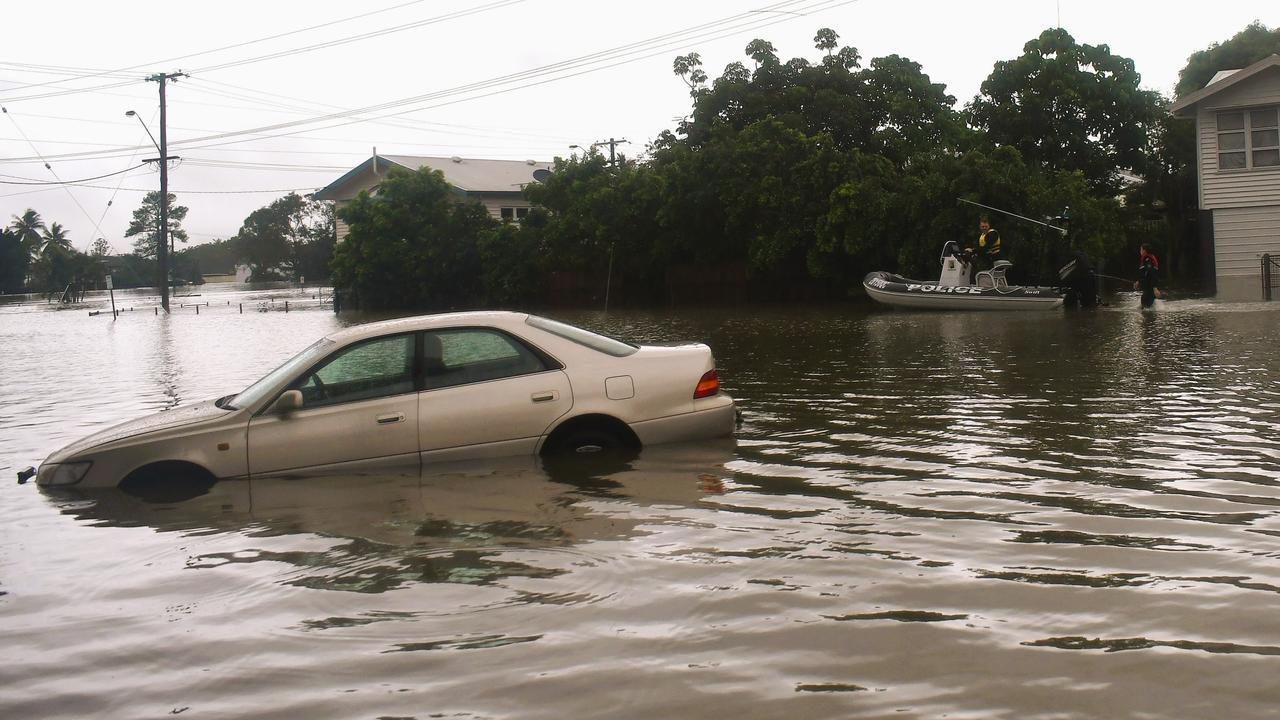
<box><xmin>1057</xmin><ymin>249</ymin><xmax>1097</xmax><ymax>308</ymax></box>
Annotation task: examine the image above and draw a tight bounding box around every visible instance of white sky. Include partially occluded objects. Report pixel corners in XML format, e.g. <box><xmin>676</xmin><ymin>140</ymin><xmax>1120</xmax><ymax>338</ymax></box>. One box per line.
<box><xmin>1</xmin><ymin>0</ymin><xmax>1274</xmax><ymax>253</ymax></box>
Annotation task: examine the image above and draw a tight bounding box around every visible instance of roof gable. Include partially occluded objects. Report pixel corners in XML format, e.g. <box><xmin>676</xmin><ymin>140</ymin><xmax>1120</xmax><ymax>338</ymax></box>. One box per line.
<box><xmin>1171</xmin><ymin>54</ymin><xmax>1280</xmax><ymax>117</ymax></box>
<box><xmin>314</xmin><ymin>155</ymin><xmax>551</xmax><ymax>201</ymax></box>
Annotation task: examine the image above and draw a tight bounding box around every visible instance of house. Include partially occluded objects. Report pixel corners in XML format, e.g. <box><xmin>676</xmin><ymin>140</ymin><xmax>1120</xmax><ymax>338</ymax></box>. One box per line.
<box><xmin>1171</xmin><ymin>54</ymin><xmax>1280</xmax><ymax>300</ymax></box>
<box><xmin>314</xmin><ymin>152</ymin><xmax>553</xmax><ymax>242</ymax></box>
<box><xmin>202</xmin><ymin>264</ymin><xmax>252</xmax><ymax>284</ymax></box>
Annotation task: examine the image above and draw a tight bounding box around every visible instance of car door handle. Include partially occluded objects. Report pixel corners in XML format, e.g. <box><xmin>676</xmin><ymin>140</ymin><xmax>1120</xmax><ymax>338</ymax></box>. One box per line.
<box><xmin>531</xmin><ymin>391</ymin><xmax>558</xmax><ymax>403</ymax></box>
<box><xmin>376</xmin><ymin>412</ymin><xmax>405</xmax><ymax>425</ymax></box>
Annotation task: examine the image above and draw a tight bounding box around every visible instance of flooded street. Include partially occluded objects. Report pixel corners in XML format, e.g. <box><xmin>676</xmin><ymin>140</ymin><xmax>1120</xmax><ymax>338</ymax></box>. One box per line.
<box><xmin>3</xmin><ymin>286</ymin><xmax>1280</xmax><ymax>719</ymax></box>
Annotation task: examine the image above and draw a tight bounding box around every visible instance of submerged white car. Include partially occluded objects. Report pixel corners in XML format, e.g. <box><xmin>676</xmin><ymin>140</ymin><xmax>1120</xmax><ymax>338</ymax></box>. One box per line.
<box><xmin>33</xmin><ymin>312</ymin><xmax>736</xmax><ymax>489</ymax></box>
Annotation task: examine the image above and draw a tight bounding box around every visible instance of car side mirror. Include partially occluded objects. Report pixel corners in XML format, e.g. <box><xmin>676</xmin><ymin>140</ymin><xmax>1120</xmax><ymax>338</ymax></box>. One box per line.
<box><xmin>271</xmin><ymin>389</ymin><xmax>303</xmax><ymax>415</ymax></box>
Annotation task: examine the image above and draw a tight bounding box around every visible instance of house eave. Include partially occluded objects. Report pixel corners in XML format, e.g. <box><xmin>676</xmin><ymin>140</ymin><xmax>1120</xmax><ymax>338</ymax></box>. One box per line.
<box><xmin>1170</xmin><ymin>54</ymin><xmax>1280</xmax><ymax>117</ymax></box>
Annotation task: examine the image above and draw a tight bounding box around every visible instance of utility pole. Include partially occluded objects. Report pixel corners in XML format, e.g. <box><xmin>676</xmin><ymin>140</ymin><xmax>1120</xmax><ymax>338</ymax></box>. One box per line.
<box><xmin>145</xmin><ymin>71</ymin><xmax>185</xmax><ymax>312</ymax></box>
<box><xmin>589</xmin><ymin>137</ymin><xmax>629</xmax><ymax>166</ymax></box>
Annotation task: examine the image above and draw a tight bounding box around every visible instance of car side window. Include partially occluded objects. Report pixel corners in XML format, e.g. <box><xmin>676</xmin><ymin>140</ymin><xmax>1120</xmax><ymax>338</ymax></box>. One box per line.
<box><xmin>424</xmin><ymin>329</ymin><xmax>549</xmax><ymax>390</ymax></box>
<box><xmin>291</xmin><ymin>334</ymin><xmax>416</xmax><ymax>407</ymax></box>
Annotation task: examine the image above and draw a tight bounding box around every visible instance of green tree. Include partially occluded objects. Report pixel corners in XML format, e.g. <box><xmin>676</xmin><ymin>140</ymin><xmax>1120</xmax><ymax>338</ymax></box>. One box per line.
<box><xmin>968</xmin><ymin>28</ymin><xmax>1161</xmax><ymax>194</ymax></box>
<box><xmin>1176</xmin><ymin>22</ymin><xmax>1280</xmax><ymax>97</ymax></box>
<box><xmin>90</xmin><ymin>238</ymin><xmax>111</xmax><ymax>257</ymax></box>
<box><xmin>744</xmin><ymin>38</ymin><xmax>779</xmax><ymax>68</ymax></box>
<box><xmin>331</xmin><ymin>167</ymin><xmax>496</xmax><ymax>310</ymax></box>
<box><xmin>814</xmin><ymin>27</ymin><xmax>839</xmax><ymax>56</ymax></box>
<box><xmin>672</xmin><ymin>53</ymin><xmax>707</xmax><ymax>96</ymax></box>
<box><xmin>232</xmin><ymin>193</ymin><xmax>334</xmax><ymax>281</ymax></box>
<box><xmin>0</xmin><ymin>228</ymin><xmax>29</xmax><ymax>293</ymax></box>
<box><xmin>126</xmin><ymin>191</ymin><xmax>189</xmax><ymax>257</ymax></box>
<box><xmin>8</xmin><ymin>208</ymin><xmax>46</xmax><ymax>260</ymax></box>
<box><xmin>39</xmin><ymin>222</ymin><xmax>72</xmax><ymax>257</ymax></box>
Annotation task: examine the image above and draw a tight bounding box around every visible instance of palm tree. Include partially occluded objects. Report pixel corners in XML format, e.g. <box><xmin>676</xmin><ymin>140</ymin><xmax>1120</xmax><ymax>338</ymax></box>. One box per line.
<box><xmin>40</xmin><ymin>222</ymin><xmax>73</xmax><ymax>257</ymax></box>
<box><xmin>9</xmin><ymin>209</ymin><xmax>46</xmax><ymax>260</ymax></box>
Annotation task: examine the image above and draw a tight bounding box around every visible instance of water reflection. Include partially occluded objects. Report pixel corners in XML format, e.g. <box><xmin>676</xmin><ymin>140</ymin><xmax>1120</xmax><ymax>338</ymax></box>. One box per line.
<box><xmin>51</xmin><ymin>442</ymin><xmax>738</xmax><ymax>598</ymax></box>
<box><xmin>6</xmin><ymin>296</ymin><xmax>1280</xmax><ymax>719</ymax></box>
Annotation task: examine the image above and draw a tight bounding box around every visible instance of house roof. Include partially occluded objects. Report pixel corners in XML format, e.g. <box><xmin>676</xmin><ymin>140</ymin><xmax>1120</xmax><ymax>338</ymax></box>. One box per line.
<box><xmin>314</xmin><ymin>154</ymin><xmax>552</xmax><ymax>201</ymax></box>
<box><xmin>1170</xmin><ymin>54</ymin><xmax>1280</xmax><ymax>117</ymax></box>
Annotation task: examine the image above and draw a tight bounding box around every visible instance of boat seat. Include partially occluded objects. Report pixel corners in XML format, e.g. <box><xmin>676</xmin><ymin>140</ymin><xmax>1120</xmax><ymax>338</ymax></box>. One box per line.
<box><xmin>975</xmin><ymin>260</ymin><xmax>1013</xmax><ymax>290</ymax></box>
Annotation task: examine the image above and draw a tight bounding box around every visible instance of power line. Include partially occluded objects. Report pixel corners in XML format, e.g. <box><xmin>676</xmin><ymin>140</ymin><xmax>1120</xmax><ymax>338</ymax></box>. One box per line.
<box><xmin>0</xmin><ymin>0</ymin><xmax>518</xmax><ymax>103</ymax></box>
<box><xmin>1</xmin><ymin>103</ymin><xmax>110</xmax><ymax>246</ymax></box>
<box><xmin>0</xmin><ymin>0</ymin><xmax>855</xmax><ymax>170</ymax></box>
<box><xmin>0</xmin><ymin>183</ymin><xmax>321</xmax><ymax>198</ymax></box>
<box><xmin>0</xmin><ymin>0</ymin><xmax>432</xmax><ymax>94</ymax></box>
<box><xmin>191</xmin><ymin>0</ymin><xmax>525</xmax><ymax>74</ymax></box>
<box><xmin>166</xmin><ymin>0</ymin><xmax>859</xmax><ymax>151</ymax></box>
<box><xmin>0</xmin><ymin>163</ymin><xmax>148</xmax><ymax>185</ymax></box>
<box><xmin>1</xmin><ymin>0</ymin><xmax>850</xmax><ymax>163</ymax></box>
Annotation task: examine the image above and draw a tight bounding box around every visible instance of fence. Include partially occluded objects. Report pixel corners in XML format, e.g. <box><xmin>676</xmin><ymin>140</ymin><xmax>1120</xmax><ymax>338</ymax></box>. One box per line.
<box><xmin>1265</xmin><ymin>254</ymin><xmax>1280</xmax><ymax>301</ymax></box>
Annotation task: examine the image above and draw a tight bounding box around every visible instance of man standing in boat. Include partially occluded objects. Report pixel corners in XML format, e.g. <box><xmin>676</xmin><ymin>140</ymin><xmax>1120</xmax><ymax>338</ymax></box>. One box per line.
<box><xmin>964</xmin><ymin>214</ymin><xmax>1002</xmax><ymax>279</ymax></box>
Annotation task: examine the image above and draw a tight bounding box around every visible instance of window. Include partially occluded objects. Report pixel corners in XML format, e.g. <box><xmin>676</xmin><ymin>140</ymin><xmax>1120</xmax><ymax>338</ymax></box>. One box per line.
<box><xmin>291</xmin><ymin>334</ymin><xmax>415</xmax><ymax>407</ymax></box>
<box><xmin>423</xmin><ymin>329</ymin><xmax>550</xmax><ymax>390</ymax></box>
<box><xmin>499</xmin><ymin>206</ymin><xmax>531</xmax><ymax>222</ymax></box>
<box><xmin>231</xmin><ymin>338</ymin><xmax>334</xmax><ymax>410</ymax></box>
<box><xmin>1218</xmin><ymin>107</ymin><xmax>1279</xmax><ymax>170</ymax></box>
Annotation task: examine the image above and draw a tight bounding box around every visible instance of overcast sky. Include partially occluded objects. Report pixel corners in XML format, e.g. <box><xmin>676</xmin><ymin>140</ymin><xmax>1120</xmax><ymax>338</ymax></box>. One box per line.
<box><xmin>1</xmin><ymin>0</ymin><xmax>1274</xmax><ymax>254</ymax></box>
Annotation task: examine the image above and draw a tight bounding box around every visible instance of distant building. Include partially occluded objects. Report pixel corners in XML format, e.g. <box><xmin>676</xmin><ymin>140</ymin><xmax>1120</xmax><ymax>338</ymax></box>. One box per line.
<box><xmin>202</xmin><ymin>264</ymin><xmax>252</xmax><ymax>284</ymax></box>
<box><xmin>314</xmin><ymin>153</ymin><xmax>553</xmax><ymax>242</ymax></box>
<box><xmin>1171</xmin><ymin>54</ymin><xmax>1280</xmax><ymax>300</ymax></box>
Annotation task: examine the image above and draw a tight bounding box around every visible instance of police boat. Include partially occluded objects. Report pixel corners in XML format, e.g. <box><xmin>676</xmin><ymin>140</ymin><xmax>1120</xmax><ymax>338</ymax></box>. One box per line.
<box><xmin>863</xmin><ymin>242</ymin><xmax>1064</xmax><ymax>311</ymax></box>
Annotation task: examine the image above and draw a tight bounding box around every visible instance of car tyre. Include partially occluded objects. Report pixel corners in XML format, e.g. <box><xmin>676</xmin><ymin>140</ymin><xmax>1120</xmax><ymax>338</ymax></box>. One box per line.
<box><xmin>557</xmin><ymin>427</ymin><xmax>623</xmax><ymax>455</ymax></box>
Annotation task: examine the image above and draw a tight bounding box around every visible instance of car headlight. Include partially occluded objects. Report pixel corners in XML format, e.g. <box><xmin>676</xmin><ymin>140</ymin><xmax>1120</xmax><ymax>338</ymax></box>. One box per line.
<box><xmin>36</xmin><ymin>461</ymin><xmax>93</xmax><ymax>487</ymax></box>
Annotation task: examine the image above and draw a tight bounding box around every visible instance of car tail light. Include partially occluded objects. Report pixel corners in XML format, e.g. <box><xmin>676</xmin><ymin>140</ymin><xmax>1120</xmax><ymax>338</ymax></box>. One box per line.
<box><xmin>694</xmin><ymin>369</ymin><xmax>719</xmax><ymax>398</ymax></box>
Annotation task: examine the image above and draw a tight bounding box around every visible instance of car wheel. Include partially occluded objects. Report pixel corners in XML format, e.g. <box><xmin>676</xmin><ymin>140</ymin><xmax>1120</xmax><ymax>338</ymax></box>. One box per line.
<box><xmin>558</xmin><ymin>428</ymin><xmax>623</xmax><ymax>455</ymax></box>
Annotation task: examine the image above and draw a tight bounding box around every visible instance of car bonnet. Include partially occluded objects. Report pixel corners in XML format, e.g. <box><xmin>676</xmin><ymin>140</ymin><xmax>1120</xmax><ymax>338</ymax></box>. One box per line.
<box><xmin>44</xmin><ymin>399</ymin><xmax>235</xmax><ymax>462</ymax></box>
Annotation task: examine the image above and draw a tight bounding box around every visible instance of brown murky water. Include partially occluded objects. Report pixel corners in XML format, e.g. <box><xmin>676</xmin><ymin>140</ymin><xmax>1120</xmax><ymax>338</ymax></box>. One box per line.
<box><xmin>3</xmin><ymin>286</ymin><xmax>1279</xmax><ymax>719</ymax></box>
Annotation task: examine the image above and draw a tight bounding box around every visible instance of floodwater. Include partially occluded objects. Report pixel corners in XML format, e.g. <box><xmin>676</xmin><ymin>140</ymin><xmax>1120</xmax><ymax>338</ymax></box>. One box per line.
<box><xmin>3</xmin><ymin>285</ymin><xmax>1280</xmax><ymax>719</ymax></box>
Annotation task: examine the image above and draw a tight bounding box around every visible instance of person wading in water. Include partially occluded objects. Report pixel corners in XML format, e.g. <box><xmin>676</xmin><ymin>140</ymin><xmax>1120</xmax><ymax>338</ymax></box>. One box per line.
<box><xmin>1133</xmin><ymin>243</ymin><xmax>1163</xmax><ymax>308</ymax></box>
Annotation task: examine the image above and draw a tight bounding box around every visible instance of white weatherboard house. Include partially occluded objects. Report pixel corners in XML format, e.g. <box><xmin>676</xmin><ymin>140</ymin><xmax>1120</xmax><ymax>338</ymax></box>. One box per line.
<box><xmin>314</xmin><ymin>153</ymin><xmax>553</xmax><ymax>242</ymax></box>
<box><xmin>1171</xmin><ymin>55</ymin><xmax>1280</xmax><ymax>301</ymax></box>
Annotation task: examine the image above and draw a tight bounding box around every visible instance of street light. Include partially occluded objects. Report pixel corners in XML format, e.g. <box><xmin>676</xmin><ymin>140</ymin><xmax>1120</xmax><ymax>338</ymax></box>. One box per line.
<box><xmin>124</xmin><ymin>110</ymin><xmax>159</xmax><ymax>154</ymax></box>
<box><xmin>125</xmin><ymin>108</ymin><xmax>178</xmax><ymax>311</ymax></box>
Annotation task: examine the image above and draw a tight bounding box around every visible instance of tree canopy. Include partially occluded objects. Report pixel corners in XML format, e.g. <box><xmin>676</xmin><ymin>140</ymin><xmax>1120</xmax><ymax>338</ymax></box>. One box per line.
<box><xmin>126</xmin><ymin>191</ymin><xmax>189</xmax><ymax>257</ymax></box>
<box><xmin>968</xmin><ymin>28</ymin><xmax>1161</xmax><ymax>194</ymax></box>
<box><xmin>331</xmin><ymin>167</ymin><xmax>497</xmax><ymax>310</ymax></box>
<box><xmin>1176</xmin><ymin>22</ymin><xmax>1280</xmax><ymax>97</ymax></box>
<box><xmin>330</xmin><ymin>26</ymin><xmax>1210</xmax><ymax>309</ymax></box>
<box><xmin>232</xmin><ymin>193</ymin><xmax>333</xmax><ymax>281</ymax></box>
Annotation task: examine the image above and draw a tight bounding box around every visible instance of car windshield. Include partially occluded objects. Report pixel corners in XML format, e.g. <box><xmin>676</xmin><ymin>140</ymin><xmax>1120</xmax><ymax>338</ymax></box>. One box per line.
<box><xmin>525</xmin><ymin>315</ymin><xmax>638</xmax><ymax>357</ymax></box>
<box><xmin>225</xmin><ymin>338</ymin><xmax>336</xmax><ymax>410</ymax></box>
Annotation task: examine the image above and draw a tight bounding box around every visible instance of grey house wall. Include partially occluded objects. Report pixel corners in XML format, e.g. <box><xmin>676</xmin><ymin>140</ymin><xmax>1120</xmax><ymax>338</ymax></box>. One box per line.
<box><xmin>1194</xmin><ymin>68</ymin><xmax>1280</xmax><ymax>300</ymax></box>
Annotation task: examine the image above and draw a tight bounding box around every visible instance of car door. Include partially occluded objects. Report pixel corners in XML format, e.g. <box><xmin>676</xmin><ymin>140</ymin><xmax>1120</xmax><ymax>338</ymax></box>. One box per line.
<box><xmin>418</xmin><ymin>327</ymin><xmax>572</xmax><ymax>462</ymax></box>
<box><xmin>247</xmin><ymin>332</ymin><xmax>420</xmax><ymax>476</ymax></box>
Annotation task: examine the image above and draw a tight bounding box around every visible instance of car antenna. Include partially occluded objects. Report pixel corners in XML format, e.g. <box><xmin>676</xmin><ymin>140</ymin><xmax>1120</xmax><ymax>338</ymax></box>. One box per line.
<box><xmin>957</xmin><ymin>198</ymin><xmax>1068</xmax><ymax>236</ymax></box>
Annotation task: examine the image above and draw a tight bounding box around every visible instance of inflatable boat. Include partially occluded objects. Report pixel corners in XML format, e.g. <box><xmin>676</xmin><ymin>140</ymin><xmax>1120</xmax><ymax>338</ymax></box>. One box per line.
<box><xmin>864</xmin><ymin>242</ymin><xmax>1064</xmax><ymax>311</ymax></box>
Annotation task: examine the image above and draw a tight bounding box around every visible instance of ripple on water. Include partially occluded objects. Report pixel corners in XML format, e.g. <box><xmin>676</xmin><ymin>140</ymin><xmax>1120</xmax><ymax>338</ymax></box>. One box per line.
<box><xmin>3</xmin><ymin>299</ymin><xmax>1280</xmax><ymax>718</ymax></box>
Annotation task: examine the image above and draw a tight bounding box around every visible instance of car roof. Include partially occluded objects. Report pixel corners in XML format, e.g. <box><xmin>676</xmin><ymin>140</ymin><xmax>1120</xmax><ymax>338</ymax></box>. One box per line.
<box><xmin>325</xmin><ymin>310</ymin><xmax>532</xmax><ymax>345</ymax></box>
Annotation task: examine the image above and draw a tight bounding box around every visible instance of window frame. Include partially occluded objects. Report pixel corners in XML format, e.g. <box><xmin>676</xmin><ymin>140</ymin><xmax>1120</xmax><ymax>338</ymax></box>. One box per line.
<box><xmin>420</xmin><ymin>326</ymin><xmax>563</xmax><ymax>393</ymax></box>
<box><xmin>256</xmin><ymin>331</ymin><xmax>422</xmax><ymax>415</ymax></box>
<box><xmin>1217</xmin><ymin>105</ymin><xmax>1280</xmax><ymax>171</ymax></box>
<box><xmin>499</xmin><ymin>206</ymin><xmax>531</xmax><ymax>222</ymax></box>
